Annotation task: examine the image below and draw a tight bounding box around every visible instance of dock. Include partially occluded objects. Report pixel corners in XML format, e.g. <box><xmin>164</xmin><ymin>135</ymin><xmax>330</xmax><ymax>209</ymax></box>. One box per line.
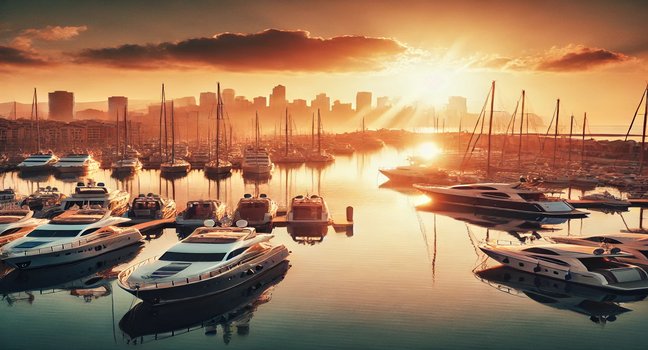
<box><xmin>566</xmin><ymin>199</ymin><xmax>648</xmax><ymax>209</ymax></box>
<box><xmin>130</xmin><ymin>218</ymin><xmax>176</xmax><ymax>233</ymax></box>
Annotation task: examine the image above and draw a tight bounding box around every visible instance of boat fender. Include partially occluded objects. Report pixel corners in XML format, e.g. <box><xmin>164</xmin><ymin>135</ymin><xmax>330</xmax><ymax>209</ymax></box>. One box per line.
<box><xmin>502</xmin><ymin>258</ymin><xmax>509</xmax><ymax>264</ymax></box>
<box><xmin>204</xmin><ymin>219</ymin><xmax>216</xmax><ymax>227</ymax></box>
<box><xmin>255</xmin><ymin>264</ymin><xmax>263</xmax><ymax>271</ymax></box>
<box><xmin>610</xmin><ymin>247</ymin><xmax>621</xmax><ymax>254</ymax></box>
<box><xmin>593</xmin><ymin>248</ymin><xmax>605</xmax><ymax>255</ymax></box>
<box><xmin>246</xmin><ymin>269</ymin><xmax>255</xmax><ymax>276</ymax></box>
<box><xmin>565</xmin><ymin>272</ymin><xmax>572</xmax><ymax>281</ymax></box>
<box><xmin>533</xmin><ymin>264</ymin><xmax>541</xmax><ymax>273</ymax></box>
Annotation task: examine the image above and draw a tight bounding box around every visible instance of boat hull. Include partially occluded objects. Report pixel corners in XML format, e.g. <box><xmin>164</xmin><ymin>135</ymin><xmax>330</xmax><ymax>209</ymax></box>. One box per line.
<box><xmin>119</xmin><ymin>246</ymin><xmax>289</xmax><ymax>305</ymax></box>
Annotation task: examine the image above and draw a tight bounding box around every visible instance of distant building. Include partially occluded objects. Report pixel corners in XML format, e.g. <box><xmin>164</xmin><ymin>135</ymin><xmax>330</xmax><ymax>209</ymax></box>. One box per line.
<box><xmin>108</xmin><ymin>96</ymin><xmax>128</xmax><ymax>120</ymax></box>
<box><xmin>269</xmin><ymin>85</ymin><xmax>287</xmax><ymax>109</ymax></box>
<box><xmin>311</xmin><ymin>93</ymin><xmax>330</xmax><ymax>113</ymax></box>
<box><xmin>199</xmin><ymin>92</ymin><xmax>217</xmax><ymax>109</ymax></box>
<box><xmin>222</xmin><ymin>88</ymin><xmax>236</xmax><ymax>106</ymax></box>
<box><xmin>48</xmin><ymin>91</ymin><xmax>74</xmax><ymax>122</ymax></box>
<box><xmin>376</xmin><ymin>96</ymin><xmax>391</xmax><ymax>109</ymax></box>
<box><xmin>356</xmin><ymin>91</ymin><xmax>372</xmax><ymax>112</ymax></box>
<box><xmin>446</xmin><ymin>96</ymin><xmax>467</xmax><ymax>121</ymax></box>
<box><xmin>173</xmin><ymin>96</ymin><xmax>196</xmax><ymax>107</ymax></box>
<box><xmin>76</xmin><ymin>108</ymin><xmax>106</xmax><ymax>120</ymax></box>
<box><xmin>253</xmin><ymin>96</ymin><xmax>267</xmax><ymax>110</ymax></box>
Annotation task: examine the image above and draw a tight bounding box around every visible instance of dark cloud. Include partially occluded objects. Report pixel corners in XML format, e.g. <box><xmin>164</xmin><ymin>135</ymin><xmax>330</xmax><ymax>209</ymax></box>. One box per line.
<box><xmin>471</xmin><ymin>45</ymin><xmax>632</xmax><ymax>72</ymax></box>
<box><xmin>75</xmin><ymin>29</ymin><xmax>406</xmax><ymax>72</ymax></box>
<box><xmin>0</xmin><ymin>45</ymin><xmax>46</xmax><ymax>66</ymax></box>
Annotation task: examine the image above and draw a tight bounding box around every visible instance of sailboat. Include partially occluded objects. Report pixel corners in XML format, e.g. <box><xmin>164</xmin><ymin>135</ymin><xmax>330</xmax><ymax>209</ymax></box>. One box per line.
<box><xmin>205</xmin><ymin>83</ymin><xmax>233</xmax><ymax>176</ymax></box>
<box><xmin>17</xmin><ymin>88</ymin><xmax>59</xmax><ymax>172</ymax></box>
<box><xmin>160</xmin><ymin>85</ymin><xmax>191</xmax><ymax>175</ymax></box>
<box><xmin>273</xmin><ymin>109</ymin><xmax>306</xmax><ymax>164</ymax></box>
<box><xmin>241</xmin><ymin>113</ymin><xmax>274</xmax><ymax>176</ymax></box>
<box><xmin>111</xmin><ymin>105</ymin><xmax>143</xmax><ymax>174</ymax></box>
<box><xmin>306</xmin><ymin>109</ymin><xmax>334</xmax><ymax>163</ymax></box>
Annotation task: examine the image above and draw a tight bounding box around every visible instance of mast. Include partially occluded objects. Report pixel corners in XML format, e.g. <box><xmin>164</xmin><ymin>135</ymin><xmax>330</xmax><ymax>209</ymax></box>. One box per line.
<box><xmin>171</xmin><ymin>100</ymin><xmax>175</xmax><ymax>163</ymax></box>
<box><xmin>123</xmin><ymin>105</ymin><xmax>128</xmax><ymax>159</ymax></box>
<box><xmin>568</xmin><ymin>114</ymin><xmax>574</xmax><ymax>163</ymax></box>
<box><xmin>311</xmin><ymin>113</ymin><xmax>315</xmax><ymax>151</ymax></box>
<box><xmin>518</xmin><ymin>90</ymin><xmax>525</xmax><ymax>168</ymax></box>
<box><xmin>486</xmin><ymin>80</ymin><xmax>495</xmax><ymax>177</ymax></box>
<box><xmin>159</xmin><ymin>84</ymin><xmax>164</xmax><ymax>160</ymax></box>
<box><xmin>116</xmin><ymin>109</ymin><xmax>120</xmax><ymax>159</ymax></box>
<box><xmin>285</xmin><ymin>108</ymin><xmax>289</xmax><ymax>157</ymax></box>
<box><xmin>216</xmin><ymin>82</ymin><xmax>222</xmax><ymax>164</ymax></box>
<box><xmin>641</xmin><ymin>86</ymin><xmax>648</xmax><ymax>173</ymax></box>
<box><xmin>34</xmin><ymin>88</ymin><xmax>41</xmax><ymax>152</ymax></box>
<box><xmin>255</xmin><ymin>111</ymin><xmax>259</xmax><ymax>149</ymax></box>
<box><xmin>196</xmin><ymin>111</ymin><xmax>199</xmax><ymax>148</ymax></box>
<box><xmin>317</xmin><ymin>108</ymin><xmax>322</xmax><ymax>155</ymax></box>
<box><xmin>553</xmin><ymin>99</ymin><xmax>560</xmax><ymax>169</ymax></box>
<box><xmin>581</xmin><ymin>112</ymin><xmax>586</xmax><ymax>167</ymax></box>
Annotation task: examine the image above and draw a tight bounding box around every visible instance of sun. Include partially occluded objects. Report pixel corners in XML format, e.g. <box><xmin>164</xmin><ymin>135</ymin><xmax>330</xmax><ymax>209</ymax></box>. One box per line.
<box><xmin>416</xmin><ymin>141</ymin><xmax>442</xmax><ymax>160</ymax></box>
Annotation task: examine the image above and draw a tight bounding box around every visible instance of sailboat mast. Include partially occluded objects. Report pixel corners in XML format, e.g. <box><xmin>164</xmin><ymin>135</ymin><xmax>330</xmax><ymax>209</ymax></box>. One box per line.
<box><xmin>123</xmin><ymin>105</ymin><xmax>128</xmax><ymax>159</ymax></box>
<box><xmin>568</xmin><ymin>114</ymin><xmax>574</xmax><ymax>163</ymax></box>
<box><xmin>311</xmin><ymin>113</ymin><xmax>315</xmax><ymax>150</ymax></box>
<box><xmin>317</xmin><ymin>108</ymin><xmax>322</xmax><ymax>155</ymax></box>
<box><xmin>581</xmin><ymin>113</ymin><xmax>587</xmax><ymax>167</ymax></box>
<box><xmin>34</xmin><ymin>88</ymin><xmax>41</xmax><ymax>152</ymax></box>
<box><xmin>553</xmin><ymin>99</ymin><xmax>560</xmax><ymax>169</ymax></box>
<box><xmin>116</xmin><ymin>109</ymin><xmax>120</xmax><ymax>159</ymax></box>
<box><xmin>171</xmin><ymin>100</ymin><xmax>175</xmax><ymax>163</ymax></box>
<box><xmin>285</xmin><ymin>108</ymin><xmax>289</xmax><ymax>157</ymax></box>
<box><xmin>518</xmin><ymin>90</ymin><xmax>525</xmax><ymax>168</ymax></box>
<box><xmin>486</xmin><ymin>81</ymin><xmax>495</xmax><ymax>177</ymax></box>
<box><xmin>216</xmin><ymin>82</ymin><xmax>222</xmax><ymax>164</ymax></box>
<box><xmin>255</xmin><ymin>112</ymin><xmax>259</xmax><ymax>149</ymax></box>
<box><xmin>641</xmin><ymin>87</ymin><xmax>648</xmax><ymax>173</ymax></box>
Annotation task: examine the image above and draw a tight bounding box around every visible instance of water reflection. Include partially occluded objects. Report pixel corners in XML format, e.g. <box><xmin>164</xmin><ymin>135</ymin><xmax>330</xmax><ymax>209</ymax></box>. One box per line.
<box><xmin>0</xmin><ymin>243</ymin><xmax>142</xmax><ymax>304</ymax></box>
<box><xmin>288</xmin><ymin>225</ymin><xmax>328</xmax><ymax>245</ymax></box>
<box><xmin>119</xmin><ymin>260</ymin><xmax>290</xmax><ymax>345</ymax></box>
<box><xmin>475</xmin><ymin>265</ymin><xmax>647</xmax><ymax>325</ymax></box>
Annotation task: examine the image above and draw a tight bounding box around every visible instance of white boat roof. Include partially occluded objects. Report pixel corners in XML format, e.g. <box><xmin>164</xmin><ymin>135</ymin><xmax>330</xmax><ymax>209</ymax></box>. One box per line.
<box><xmin>497</xmin><ymin>243</ymin><xmax>633</xmax><ymax>258</ymax></box>
<box><xmin>557</xmin><ymin>233</ymin><xmax>648</xmax><ymax>246</ymax></box>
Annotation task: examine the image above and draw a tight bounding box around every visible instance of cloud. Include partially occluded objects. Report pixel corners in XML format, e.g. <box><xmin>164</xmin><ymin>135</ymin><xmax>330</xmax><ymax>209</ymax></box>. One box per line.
<box><xmin>0</xmin><ymin>46</ymin><xmax>46</xmax><ymax>67</ymax></box>
<box><xmin>11</xmin><ymin>25</ymin><xmax>88</xmax><ymax>50</ymax></box>
<box><xmin>470</xmin><ymin>44</ymin><xmax>631</xmax><ymax>72</ymax></box>
<box><xmin>75</xmin><ymin>29</ymin><xmax>406</xmax><ymax>72</ymax></box>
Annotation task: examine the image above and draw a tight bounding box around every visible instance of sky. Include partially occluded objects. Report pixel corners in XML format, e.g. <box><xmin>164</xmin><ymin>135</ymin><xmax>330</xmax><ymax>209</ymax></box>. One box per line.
<box><xmin>0</xmin><ymin>0</ymin><xmax>647</xmax><ymax>127</ymax></box>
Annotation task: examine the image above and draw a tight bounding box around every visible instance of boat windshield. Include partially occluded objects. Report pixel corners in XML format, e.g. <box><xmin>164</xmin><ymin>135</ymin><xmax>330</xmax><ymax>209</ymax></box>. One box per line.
<box><xmin>64</xmin><ymin>200</ymin><xmax>106</xmax><ymax>210</ymax></box>
<box><xmin>27</xmin><ymin>229</ymin><xmax>80</xmax><ymax>238</ymax></box>
<box><xmin>159</xmin><ymin>252</ymin><xmax>226</xmax><ymax>262</ymax></box>
<box><xmin>293</xmin><ymin>206</ymin><xmax>323</xmax><ymax>220</ymax></box>
<box><xmin>578</xmin><ymin>257</ymin><xmax>627</xmax><ymax>271</ymax></box>
<box><xmin>518</xmin><ymin>193</ymin><xmax>548</xmax><ymax>202</ymax></box>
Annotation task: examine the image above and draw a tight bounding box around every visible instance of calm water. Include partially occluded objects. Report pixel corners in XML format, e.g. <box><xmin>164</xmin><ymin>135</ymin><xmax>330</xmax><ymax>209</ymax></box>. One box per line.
<box><xmin>1</xmin><ymin>146</ymin><xmax>648</xmax><ymax>350</ymax></box>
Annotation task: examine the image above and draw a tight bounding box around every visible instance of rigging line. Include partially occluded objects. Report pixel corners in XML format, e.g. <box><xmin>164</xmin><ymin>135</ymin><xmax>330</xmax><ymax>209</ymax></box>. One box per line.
<box><xmin>500</xmin><ymin>95</ymin><xmax>522</xmax><ymax>166</ymax></box>
<box><xmin>625</xmin><ymin>83</ymin><xmax>648</xmax><ymax>141</ymax></box>
<box><xmin>461</xmin><ymin>87</ymin><xmax>491</xmax><ymax>170</ymax></box>
<box><xmin>532</xmin><ymin>103</ymin><xmax>557</xmax><ymax>168</ymax></box>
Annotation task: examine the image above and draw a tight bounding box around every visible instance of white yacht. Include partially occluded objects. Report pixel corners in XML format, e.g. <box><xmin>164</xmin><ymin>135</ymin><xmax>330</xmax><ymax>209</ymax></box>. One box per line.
<box><xmin>60</xmin><ymin>181</ymin><xmax>131</xmax><ymax>216</ymax></box>
<box><xmin>479</xmin><ymin>242</ymin><xmax>648</xmax><ymax>292</ymax></box>
<box><xmin>20</xmin><ymin>186</ymin><xmax>66</xmax><ymax>217</ymax></box>
<box><xmin>54</xmin><ymin>153</ymin><xmax>100</xmax><ymax>174</ymax></box>
<box><xmin>126</xmin><ymin>193</ymin><xmax>177</xmax><ymax>224</ymax></box>
<box><xmin>0</xmin><ymin>209</ymin><xmax>49</xmax><ymax>247</ymax></box>
<box><xmin>175</xmin><ymin>200</ymin><xmax>227</xmax><ymax>234</ymax></box>
<box><xmin>580</xmin><ymin>191</ymin><xmax>631</xmax><ymax>208</ymax></box>
<box><xmin>17</xmin><ymin>152</ymin><xmax>59</xmax><ymax>172</ymax></box>
<box><xmin>379</xmin><ymin>165</ymin><xmax>449</xmax><ymax>184</ymax></box>
<box><xmin>233</xmin><ymin>194</ymin><xmax>278</xmax><ymax>232</ymax></box>
<box><xmin>551</xmin><ymin>233</ymin><xmax>648</xmax><ymax>268</ymax></box>
<box><xmin>118</xmin><ymin>221</ymin><xmax>289</xmax><ymax>304</ymax></box>
<box><xmin>0</xmin><ymin>188</ymin><xmax>21</xmax><ymax>204</ymax></box>
<box><xmin>0</xmin><ymin>209</ymin><xmax>138</xmax><ymax>269</ymax></box>
<box><xmin>286</xmin><ymin>194</ymin><xmax>332</xmax><ymax>226</ymax></box>
<box><xmin>111</xmin><ymin>157</ymin><xmax>143</xmax><ymax>174</ymax></box>
<box><xmin>414</xmin><ymin>182</ymin><xmax>587</xmax><ymax>217</ymax></box>
<box><xmin>241</xmin><ymin>146</ymin><xmax>274</xmax><ymax>175</ymax></box>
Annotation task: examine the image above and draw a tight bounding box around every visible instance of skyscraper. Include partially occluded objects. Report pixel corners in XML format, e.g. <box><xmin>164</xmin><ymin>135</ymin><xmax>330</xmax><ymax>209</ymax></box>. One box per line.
<box><xmin>222</xmin><ymin>88</ymin><xmax>236</xmax><ymax>106</ymax></box>
<box><xmin>108</xmin><ymin>96</ymin><xmax>128</xmax><ymax>119</ymax></box>
<box><xmin>48</xmin><ymin>91</ymin><xmax>74</xmax><ymax>122</ymax></box>
<box><xmin>356</xmin><ymin>91</ymin><xmax>372</xmax><ymax>112</ymax></box>
<box><xmin>269</xmin><ymin>85</ymin><xmax>287</xmax><ymax>109</ymax></box>
<box><xmin>311</xmin><ymin>93</ymin><xmax>330</xmax><ymax>113</ymax></box>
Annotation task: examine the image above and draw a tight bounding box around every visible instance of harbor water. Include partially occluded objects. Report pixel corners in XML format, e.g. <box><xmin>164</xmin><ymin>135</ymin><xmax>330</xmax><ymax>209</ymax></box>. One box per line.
<box><xmin>1</xmin><ymin>145</ymin><xmax>648</xmax><ymax>350</ymax></box>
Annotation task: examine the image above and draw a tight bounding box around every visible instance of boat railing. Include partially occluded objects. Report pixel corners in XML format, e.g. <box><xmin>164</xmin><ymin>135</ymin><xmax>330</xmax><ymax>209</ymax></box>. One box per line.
<box><xmin>2</xmin><ymin>230</ymin><xmax>125</xmax><ymax>258</ymax></box>
<box><xmin>118</xmin><ymin>246</ymin><xmax>283</xmax><ymax>291</ymax></box>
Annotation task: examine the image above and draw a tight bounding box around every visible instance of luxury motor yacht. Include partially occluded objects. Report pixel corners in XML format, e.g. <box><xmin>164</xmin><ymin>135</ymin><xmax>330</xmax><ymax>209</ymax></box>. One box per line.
<box><xmin>54</xmin><ymin>153</ymin><xmax>100</xmax><ymax>174</ymax></box>
<box><xmin>551</xmin><ymin>233</ymin><xmax>648</xmax><ymax>268</ymax></box>
<box><xmin>0</xmin><ymin>209</ymin><xmax>48</xmax><ymax>247</ymax></box>
<box><xmin>20</xmin><ymin>186</ymin><xmax>66</xmax><ymax>218</ymax></box>
<box><xmin>60</xmin><ymin>181</ymin><xmax>131</xmax><ymax>216</ymax></box>
<box><xmin>241</xmin><ymin>146</ymin><xmax>274</xmax><ymax>175</ymax></box>
<box><xmin>17</xmin><ymin>152</ymin><xmax>59</xmax><ymax>172</ymax></box>
<box><xmin>111</xmin><ymin>157</ymin><xmax>143</xmax><ymax>174</ymax></box>
<box><xmin>118</xmin><ymin>221</ymin><xmax>289</xmax><ymax>304</ymax></box>
<box><xmin>580</xmin><ymin>191</ymin><xmax>631</xmax><ymax>208</ymax></box>
<box><xmin>175</xmin><ymin>200</ymin><xmax>227</xmax><ymax>234</ymax></box>
<box><xmin>286</xmin><ymin>194</ymin><xmax>332</xmax><ymax>226</ymax></box>
<box><xmin>475</xmin><ymin>265</ymin><xmax>646</xmax><ymax>324</ymax></box>
<box><xmin>0</xmin><ymin>208</ymin><xmax>138</xmax><ymax>269</ymax></box>
<box><xmin>414</xmin><ymin>182</ymin><xmax>587</xmax><ymax>217</ymax></box>
<box><xmin>479</xmin><ymin>242</ymin><xmax>648</xmax><ymax>292</ymax></box>
<box><xmin>126</xmin><ymin>193</ymin><xmax>177</xmax><ymax>224</ymax></box>
<box><xmin>379</xmin><ymin>165</ymin><xmax>449</xmax><ymax>184</ymax></box>
<box><xmin>233</xmin><ymin>194</ymin><xmax>277</xmax><ymax>232</ymax></box>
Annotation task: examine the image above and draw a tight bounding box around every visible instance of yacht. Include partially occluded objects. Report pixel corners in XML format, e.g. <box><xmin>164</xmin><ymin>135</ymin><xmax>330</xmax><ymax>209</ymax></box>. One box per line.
<box><xmin>286</xmin><ymin>194</ymin><xmax>332</xmax><ymax>226</ymax></box>
<box><xmin>476</xmin><ymin>265</ymin><xmax>645</xmax><ymax>324</ymax></box>
<box><xmin>0</xmin><ymin>209</ymin><xmax>48</xmax><ymax>247</ymax></box>
<box><xmin>118</xmin><ymin>221</ymin><xmax>290</xmax><ymax>304</ymax></box>
<box><xmin>60</xmin><ymin>181</ymin><xmax>131</xmax><ymax>216</ymax></box>
<box><xmin>17</xmin><ymin>152</ymin><xmax>59</xmax><ymax>172</ymax></box>
<box><xmin>204</xmin><ymin>159</ymin><xmax>233</xmax><ymax>176</ymax></box>
<box><xmin>126</xmin><ymin>193</ymin><xmax>177</xmax><ymax>224</ymax></box>
<box><xmin>20</xmin><ymin>186</ymin><xmax>66</xmax><ymax>218</ymax></box>
<box><xmin>54</xmin><ymin>153</ymin><xmax>100</xmax><ymax>174</ymax></box>
<box><xmin>580</xmin><ymin>191</ymin><xmax>630</xmax><ymax>208</ymax></box>
<box><xmin>175</xmin><ymin>200</ymin><xmax>227</xmax><ymax>234</ymax></box>
<box><xmin>0</xmin><ymin>208</ymin><xmax>138</xmax><ymax>269</ymax></box>
<box><xmin>551</xmin><ymin>233</ymin><xmax>648</xmax><ymax>268</ymax></box>
<box><xmin>479</xmin><ymin>242</ymin><xmax>648</xmax><ymax>292</ymax></box>
<box><xmin>241</xmin><ymin>146</ymin><xmax>274</xmax><ymax>175</ymax></box>
<box><xmin>379</xmin><ymin>165</ymin><xmax>449</xmax><ymax>184</ymax></box>
<box><xmin>111</xmin><ymin>157</ymin><xmax>143</xmax><ymax>174</ymax></box>
<box><xmin>160</xmin><ymin>159</ymin><xmax>191</xmax><ymax>175</ymax></box>
<box><xmin>0</xmin><ymin>188</ymin><xmax>21</xmax><ymax>205</ymax></box>
<box><xmin>414</xmin><ymin>182</ymin><xmax>587</xmax><ymax>217</ymax></box>
<box><xmin>233</xmin><ymin>194</ymin><xmax>277</xmax><ymax>232</ymax></box>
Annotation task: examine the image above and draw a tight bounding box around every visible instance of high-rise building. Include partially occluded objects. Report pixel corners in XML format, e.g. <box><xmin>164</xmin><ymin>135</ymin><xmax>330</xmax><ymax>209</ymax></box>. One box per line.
<box><xmin>253</xmin><ymin>96</ymin><xmax>267</xmax><ymax>110</ymax></box>
<box><xmin>356</xmin><ymin>91</ymin><xmax>372</xmax><ymax>112</ymax></box>
<box><xmin>376</xmin><ymin>96</ymin><xmax>391</xmax><ymax>109</ymax></box>
<box><xmin>311</xmin><ymin>93</ymin><xmax>330</xmax><ymax>113</ymax></box>
<box><xmin>108</xmin><ymin>96</ymin><xmax>128</xmax><ymax>119</ymax></box>
<box><xmin>269</xmin><ymin>85</ymin><xmax>287</xmax><ymax>109</ymax></box>
<box><xmin>48</xmin><ymin>91</ymin><xmax>74</xmax><ymax>122</ymax></box>
<box><xmin>222</xmin><ymin>88</ymin><xmax>236</xmax><ymax>106</ymax></box>
<box><xmin>199</xmin><ymin>92</ymin><xmax>217</xmax><ymax>109</ymax></box>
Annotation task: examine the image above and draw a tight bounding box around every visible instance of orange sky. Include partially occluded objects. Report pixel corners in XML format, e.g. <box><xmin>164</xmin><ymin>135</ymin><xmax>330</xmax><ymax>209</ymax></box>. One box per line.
<box><xmin>0</xmin><ymin>0</ymin><xmax>647</xmax><ymax>128</ymax></box>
